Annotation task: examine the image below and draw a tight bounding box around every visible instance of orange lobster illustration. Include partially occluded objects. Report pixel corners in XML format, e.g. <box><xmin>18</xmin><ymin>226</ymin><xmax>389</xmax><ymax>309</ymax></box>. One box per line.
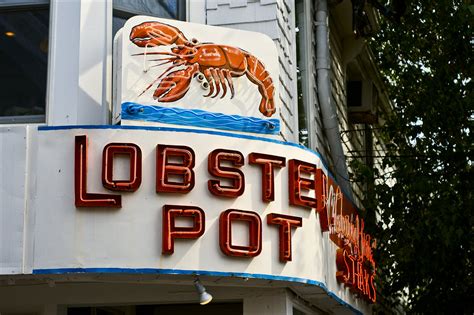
<box><xmin>129</xmin><ymin>21</ymin><xmax>276</xmax><ymax>117</ymax></box>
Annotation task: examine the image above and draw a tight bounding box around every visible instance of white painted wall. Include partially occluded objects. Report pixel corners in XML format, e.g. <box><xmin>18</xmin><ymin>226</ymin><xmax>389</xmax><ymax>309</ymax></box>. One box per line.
<box><xmin>0</xmin><ymin>125</ymin><xmax>39</xmax><ymax>275</ymax></box>
<box><xmin>1</xmin><ymin>0</ymin><xmax>114</xmax><ymax>275</ymax></box>
<box><xmin>47</xmin><ymin>0</ymin><xmax>112</xmax><ymax>126</ymax></box>
<box><xmin>187</xmin><ymin>0</ymin><xmax>206</xmax><ymax>24</ymax></box>
<box><xmin>0</xmin><ymin>126</ymin><xmax>27</xmax><ymax>274</ymax></box>
<box><xmin>244</xmin><ymin>289</ymin><xmax>292</xmax><ymax>315</ymax></box>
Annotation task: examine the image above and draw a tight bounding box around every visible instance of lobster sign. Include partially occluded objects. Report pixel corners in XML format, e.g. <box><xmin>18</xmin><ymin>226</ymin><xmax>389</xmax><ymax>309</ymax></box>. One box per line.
<box><xmin>114</xmin><ymin>17</ymin><xmax>280</xmax><ymax>134</ymax></box>
<box><xmin>129</xmin><ymin>21</ymin><xmax>276</xmax><ymax>117</ymax></box>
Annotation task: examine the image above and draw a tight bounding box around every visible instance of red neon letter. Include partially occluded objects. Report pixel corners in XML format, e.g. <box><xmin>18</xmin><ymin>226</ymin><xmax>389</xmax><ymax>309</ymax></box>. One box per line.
<box><xmin>267</xmin><ymin>213</ymin><xmax>302</xmax><ymax>262</ymax></box>
<box><xmin>157</xmin><ymin>145</ymin><xmax>195</xmax><ymax>193</ymax></box>
<box><xmin>369</xmin><ymin>273</ymin><xmax>377</xmax><ymax>303</ymax></box>
<box><xmin>219</xmin><ymin>209</ymin><xmax>262</xmax><ymax>257</ymax></box>
<box><xmin>315</xmin><ymin>169</ymin><xmax>329</xmax><ymax>231</ymax></box>
<box><xmin>249</xmin><ymin>153</ymin><xmax>286</xmax><ymax>202</ymax></box>
<box><xmin>74</xmin><ymin>135</ymin><xmax>121</xmax><ymax>207</ymax></box>
<box><xmin>102</xmin><ymin>143</ymin><xmax>142</xmax><ymax>191</ymax></box>
<box><xmin>363</xmin><ymin>269</ymin><xmax>371</xmax><ymax>300</ymax></box>
<box><xmin>162</xmin><ymin>205</ymin><xmax>205</xmax><ymax>255</ymax></box>
<box><xmin>288</xmin><ymin>159</ymin><xmax>317</xmax><ymax>208</ymax></box>
<box><xmin>347</xmin><ymin>253</ymin><xmax>358</xmax><ymax>291</ymax></box>
<box><xmin>208</xmin><ymin>149</ymin><xmax>245</xmax><ymax>198</ymax></box>
<box><xmin>336</xmin><ymin>248</ymin><xmax>351</xmax><ymax>284</ymax></box>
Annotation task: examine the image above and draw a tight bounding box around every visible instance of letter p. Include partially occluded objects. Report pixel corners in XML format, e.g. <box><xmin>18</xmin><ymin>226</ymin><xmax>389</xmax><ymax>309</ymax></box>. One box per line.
<box><xmin>162</xmin><ymin>205</ymin><xmax>205</xmax><ymax>255</ymax></box>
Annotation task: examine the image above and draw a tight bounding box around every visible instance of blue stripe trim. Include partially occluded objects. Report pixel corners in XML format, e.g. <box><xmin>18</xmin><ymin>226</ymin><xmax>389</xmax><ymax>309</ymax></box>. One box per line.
<box><xmin>121</xmin><ymin>102</ymin><xmax>280</xmax><ymax>135</ymax></box>
<box><xmin>32</xmin><ymin>267</ymin><xmax>362</xmax><ymax>314</ymax></box>
<box><xmin>36</xmin><ymin>125</ymin><xmax>357</xmax><ymax>213</ymax></box>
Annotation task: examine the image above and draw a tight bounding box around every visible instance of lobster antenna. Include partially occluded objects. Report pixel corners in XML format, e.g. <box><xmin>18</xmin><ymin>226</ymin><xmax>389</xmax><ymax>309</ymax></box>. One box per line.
<box><xmin>140</xmin><ymin>46</ymin><xmax>181</xmax><ymax>72</ymax></box>
<box><xmin>143</xmin><ymin>43</ymin><xmax>151</xmax><ymax>72</ymax></box>
<box><xmin>132</xmin><ymin>51</ymin><xmax>182</xmax><ymax>57</ymax></box>
<box><xmin>154</xmin><ymin>60</ymin><xmax>186</xmax><ymax>79</ymax></box>
<box><xmin>138</xmin><ymin>76</ymin><xmax>162</xmax><ymax>98</ymax></box>
<box><xmin>149</xmin><ymin>60</ymin><xmax>174</xmax><ymax>69</ymax></box>
<box><xmin>148</xmin><ymin>57</ymin><xmax>177</xmax><ymax>63</ymax></box>
<box><xmin>137</xmin><ymin>60</ymin><xmax>186</xmax><ymax>98</ymax></box>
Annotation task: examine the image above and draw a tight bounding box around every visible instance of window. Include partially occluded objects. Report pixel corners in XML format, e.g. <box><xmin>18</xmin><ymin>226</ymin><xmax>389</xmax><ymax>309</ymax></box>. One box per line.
<box><xmin>0</xmin><ymin>0</ymin><xmax>50</xmax><ymax>123</ymax></box>
<box><xmin>113</xmin><ymin>0</ymin><xmax>186</xmax><ymax>36</ymax></box>
<box><xmin>68</xmin><ymin>303</ymin><xmax>243</xmax><ymax>315</ymax></box>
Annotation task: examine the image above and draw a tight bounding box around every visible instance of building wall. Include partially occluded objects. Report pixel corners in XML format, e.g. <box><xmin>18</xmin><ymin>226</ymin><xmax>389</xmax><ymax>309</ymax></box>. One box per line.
<box><xmin>0</xmin><ymin>1</ymin><xmax>384</xmax><ymax>314</ymax></box>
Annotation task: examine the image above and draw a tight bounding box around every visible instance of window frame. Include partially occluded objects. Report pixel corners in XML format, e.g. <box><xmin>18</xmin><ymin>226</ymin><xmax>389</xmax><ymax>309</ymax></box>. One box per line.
<box><xmin>0</xmin><ymin>0</ymin><xmax>50</xmax><ymax>125</ymax></box>
<box><xmin>113</xmin><ymin>0</ymin><xmax>186</xmax><ymax>23</ymax></box>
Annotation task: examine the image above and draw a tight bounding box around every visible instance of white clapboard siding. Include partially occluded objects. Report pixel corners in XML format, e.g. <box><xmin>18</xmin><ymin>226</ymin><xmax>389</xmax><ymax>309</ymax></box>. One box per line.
<box><xmin>329</xmin><ymin>22</ymin><xmax>366</xmax><ymax>207</ymax></box>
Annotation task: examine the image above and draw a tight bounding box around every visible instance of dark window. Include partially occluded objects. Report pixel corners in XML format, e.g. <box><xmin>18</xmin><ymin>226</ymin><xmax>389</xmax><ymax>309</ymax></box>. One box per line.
<box><xmin>347</xmin><ymin>80</ymin><xmax>363</xmax><ymax>107</ymax></box>
<box><xmin>293</xmin><ymin>307</ymin><xmax>307</xmax><ymax>315</ymax></box>
<box><xmin>113</xmin><ymin>0</ymin><xmax>186</xmax><ymax>36</ymax></box>
<box><xmin>68</xmin><ymin>303</ymin><xmax>243</xmax><ymax>315</ymax></box>
<box><xmin>0</xmin><ymin>1</ymin><xmax>50</xmax><ymax>123</ymax></box>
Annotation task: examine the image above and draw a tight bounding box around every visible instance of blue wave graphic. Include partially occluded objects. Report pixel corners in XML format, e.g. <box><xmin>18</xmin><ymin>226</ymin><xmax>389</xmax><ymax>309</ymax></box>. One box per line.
<box><xmin>121</xmin><ymin>102</ymin><xmax>280</xmax><ymax>135</ymax></box>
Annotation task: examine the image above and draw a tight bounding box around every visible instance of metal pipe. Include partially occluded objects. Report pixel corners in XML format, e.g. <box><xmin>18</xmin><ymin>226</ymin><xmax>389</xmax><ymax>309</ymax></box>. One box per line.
<box><xmin>315</xmin><ymin>0</ymin><xmax>353</xmax><ymax>198</ymax></box>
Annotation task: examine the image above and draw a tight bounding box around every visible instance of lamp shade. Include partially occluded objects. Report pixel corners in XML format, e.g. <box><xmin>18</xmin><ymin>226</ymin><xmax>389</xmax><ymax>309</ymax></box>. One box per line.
<box><xmin>194</xmin><ymin>279</ymin><xmax>213</xmax><ymax>305</ymax></box>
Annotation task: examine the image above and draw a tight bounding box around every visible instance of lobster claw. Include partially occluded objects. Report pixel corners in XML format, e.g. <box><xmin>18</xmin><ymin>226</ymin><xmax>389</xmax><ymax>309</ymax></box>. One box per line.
<box><xmin>130</xmin><ymin>21</ymin><xmax>189</xmax><ymax>47</ymax></box>
<box><xmin>154</xmin><ymin>64</ymin><xmax>199</xmax><ymax>102</ymax></box>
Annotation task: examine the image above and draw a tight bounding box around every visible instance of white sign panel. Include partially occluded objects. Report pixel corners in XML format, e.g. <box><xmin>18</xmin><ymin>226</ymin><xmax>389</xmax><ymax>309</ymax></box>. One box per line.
<box><xmin>31</xmin><ymin>126</ymin><xmax>371</xmax><ymax>314</ymax></box>
<box><xmin>114</xmin><ymin>16</ymin><xmax>280</xmax><ymax>136</ymax></box>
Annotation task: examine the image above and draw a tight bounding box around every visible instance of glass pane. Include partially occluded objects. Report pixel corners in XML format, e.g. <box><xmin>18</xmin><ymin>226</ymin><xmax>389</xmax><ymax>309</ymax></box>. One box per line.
<box><xmin>0</xmin><ymin>7</ymin><xmax>49</xmax><ymax>121</ymax></box>
<box><xmin>114</xmin><ymin>0</ymin><xmax>178</xmax><ymax>17</ymax></box>
<box><xmin>113</xmin><ymin>0</ymin><xmax>182</xmax><ymax>36</ymax></box>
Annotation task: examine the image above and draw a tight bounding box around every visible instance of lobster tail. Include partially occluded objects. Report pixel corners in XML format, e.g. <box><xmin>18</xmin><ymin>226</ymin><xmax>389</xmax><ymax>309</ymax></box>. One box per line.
<box><xmin>245</xmin><ymin>54</ymin><xmax>276</xmax><ymax>117</ymax></box>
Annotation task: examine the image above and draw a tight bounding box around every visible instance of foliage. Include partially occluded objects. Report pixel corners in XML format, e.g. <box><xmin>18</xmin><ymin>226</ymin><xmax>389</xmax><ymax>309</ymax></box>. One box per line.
<box><xmin>365</xmin><ymin>0</ymin><xmax>473</xmax><ymax>313</ymax></box>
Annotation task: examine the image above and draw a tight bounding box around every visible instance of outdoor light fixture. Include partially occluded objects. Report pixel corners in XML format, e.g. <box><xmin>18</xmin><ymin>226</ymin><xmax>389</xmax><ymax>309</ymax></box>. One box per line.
<box><xmin>5</xmin><ymin>31</ymin><xmax>15</xmax><ymax>37</ymax></box>
<box><xmin>194</xmin><ymin>278</ymin><xmax>213</xmax><ymax>305</ymax></box>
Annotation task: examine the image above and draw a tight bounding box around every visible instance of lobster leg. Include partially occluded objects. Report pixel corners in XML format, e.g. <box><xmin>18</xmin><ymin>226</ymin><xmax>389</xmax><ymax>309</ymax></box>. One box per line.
<box><xmin>210</xmin><ymin>68</ymin><xmax>221</xmax><ymax>98</ymax></box>
<box><xmin>217</xmin><ymin>70</ymin><xmax>227</xmax><ymax>99</ymax></box>
<box><xmin>203</xmin><ymin>69</ymin><xmax>215</xmax><ymax>97</ymax></box>
<box><xmin>223</xmin><ymin>69</ymin><xmax>235</xmax><ymax>99</ymax></box>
